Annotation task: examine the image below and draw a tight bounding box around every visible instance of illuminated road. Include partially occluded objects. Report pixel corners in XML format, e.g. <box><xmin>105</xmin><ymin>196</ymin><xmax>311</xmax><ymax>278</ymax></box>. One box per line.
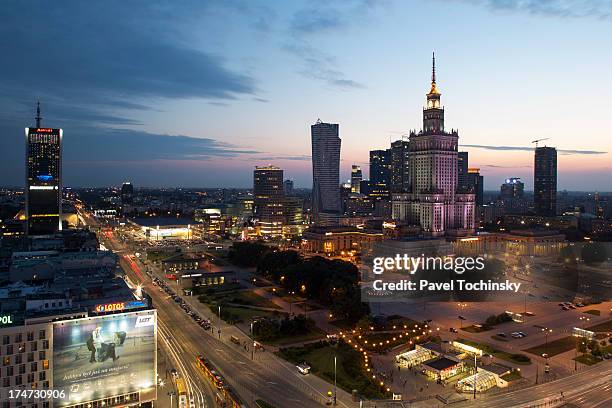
<box><xmin>454</xmin><ymin>361</ymin><xmax>612</xmax><ymax>408</ymax></box>
<box><xmin>158</xmin><ymin>320</ymin><xmax>214</xmax><ymax>408</ymax></box>
<box><xmin>81</xmin><ymin>210</ymin><xmax>350</xmax><ymax>407</ymax></box>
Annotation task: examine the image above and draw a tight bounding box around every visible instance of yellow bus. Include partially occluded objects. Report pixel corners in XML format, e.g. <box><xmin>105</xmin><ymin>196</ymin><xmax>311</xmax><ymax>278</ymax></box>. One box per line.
<box><xmin>176</xmin><ymin>377</ymin><xmax>188</xmax><ymax>408</ymax></box>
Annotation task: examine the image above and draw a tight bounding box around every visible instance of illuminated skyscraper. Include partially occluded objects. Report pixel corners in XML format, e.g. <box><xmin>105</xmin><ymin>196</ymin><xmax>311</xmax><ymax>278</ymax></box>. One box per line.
<box><xmin>369</xmin><ymin>149</ymin><xmax>391</xmax><ymax>199</ymax></box>
<box><xmin>311</xmin><ymin>120</ymin><xmax>341</xmax><ymax>220</ymax></box>
<box><xmin>254</xmin><ymin>165</ymin><xmax>284</xmax><ymax>237</ymax></box>
<box><xmin>350</xmin><ymin>165</ymin><xmax>362</xmax><ymax>193</ymax></box>
<box><xmin>25</xmin><ymin>102</ymin><xmax>62</xmax><ymax>235</ymax></box>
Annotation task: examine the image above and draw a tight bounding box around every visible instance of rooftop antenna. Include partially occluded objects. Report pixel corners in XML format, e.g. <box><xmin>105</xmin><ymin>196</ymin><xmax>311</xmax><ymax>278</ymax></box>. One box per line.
<box><xmin>432</xmin><ymin>51</ymin><xmax>436</xmax><ymax>84</ymax></box>
<box><xmin>35</xmin><ymin>99</ymin><xmax>42</xmax><ymax>127</ymax></box>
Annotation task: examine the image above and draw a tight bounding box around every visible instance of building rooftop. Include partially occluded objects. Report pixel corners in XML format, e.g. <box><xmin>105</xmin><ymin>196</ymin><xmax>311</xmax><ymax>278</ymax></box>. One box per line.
<box><xmin>423</xmin><ymin>357</ymin><xmax>461</xmax><ymax>371</ymax></box>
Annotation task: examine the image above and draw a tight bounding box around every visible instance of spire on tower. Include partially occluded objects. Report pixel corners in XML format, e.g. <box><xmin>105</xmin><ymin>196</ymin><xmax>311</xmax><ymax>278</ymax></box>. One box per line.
<box><xmin>432</xmin><ymin>51</ymin><xmax>436</xmax><ymax>84</ymax></box>
<box><xmin>35</xmin><ymin>100</ymin><xmax>42</xmax><ymax>127</ymax></box>
<box><xmin>428</xmin><ymin>52</ymin><xmax>440</xmax><ymax>95</ymax></box>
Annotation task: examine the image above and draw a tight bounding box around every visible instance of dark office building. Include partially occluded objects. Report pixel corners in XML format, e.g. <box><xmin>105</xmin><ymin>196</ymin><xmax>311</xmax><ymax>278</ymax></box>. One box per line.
<box><xmin>457</xmin><ymin>151</ymin><xmax>469</xmax><ymax>192</ymax></box>
<box><xmin>534</xmin><ymin>146</ymin><xmax>557</xmax><ymax>216</ymax></box>
<box><xmin>121</xmin><ymin>182</ymin><xmax>134</xmax><ymax>204</ymax></box>
<box><xmin>311</xmin><ymin>120</ymin><xmax>341</xmax><ymax>217</ymax></box>
<box><xmin>283</xmin><ymin>179</ymin><xmax>294</xmax><ymax>196</ymax></box>
<box><xmin>466</xmin><ymin>168</ymin><xmax>483</xmax><ymax>207</ymax></box>
<box><xmin>25</xmin><ymin>102</ymin><xmax>62</xmax><ymax>235</ymax></box>
<box><xmin>369</xmin><ymin>149</ymin><xmax>391</xmax><ymax>199</ymax></box>
<box><xmin>500</xmin><ymin>177</ymin><xmax>524</xmax><ymax>199</ymax></box>
<box><xmin>390</xmin><ymin>139</ymin><xmax>410</xmax><ymax>193</ymax></box>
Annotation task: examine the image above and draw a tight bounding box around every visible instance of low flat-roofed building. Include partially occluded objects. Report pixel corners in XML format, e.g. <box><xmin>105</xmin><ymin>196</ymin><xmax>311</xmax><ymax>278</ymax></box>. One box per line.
<box><xmin>178</xmin><ymin>269</ymin><xmax>236</xmax><ymax>289</ymax></box>
<box><xmin>161</xmin><ymin>253</ymin><xmax>207</xmax><ymax>274</ymax></box>
<box><xmin>453</xmin><ymin>229</ymin><xmax>566</xmax><ymax>257</ymax></box>
<box><xmin>302</xmin><ymin>226</ymin><xmax>383</xmax><ymax>254</ymax></box>
<box><xmin>421</xmin><ymin>357</ymin><xmax>464</xmax><ymax>381</ymax></box>
<box><xmin>396</xmin><ymin>346</ymin><xmax>437</xmax><ymax>368</ymax></box>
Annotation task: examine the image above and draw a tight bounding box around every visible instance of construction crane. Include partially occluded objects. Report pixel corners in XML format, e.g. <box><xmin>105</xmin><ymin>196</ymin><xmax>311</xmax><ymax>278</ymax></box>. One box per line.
<box><xmin>531</xmin><ymin>138</ymin><xmax>550</xmax><ymax>148</ymax></box>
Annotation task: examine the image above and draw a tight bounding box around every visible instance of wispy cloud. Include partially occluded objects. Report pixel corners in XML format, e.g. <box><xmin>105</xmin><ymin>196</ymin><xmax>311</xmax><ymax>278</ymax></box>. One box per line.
<box><xmin>284</xmin><ymin>42</ymin><xmax>365</xmax><ymax>90</ymax></box>
<box><xmin>250</xmin><ymin>154</ymin><xmax>312</xmax><ymax>162</ymax></box>
<box><xmin>0</xmin><ymin>1</ymin><xmax>257</xmax><ymax>127</ymax></box>
<box><xmin>463</xmin><ymin>144</ymin><xmax>607</xmax><ymax>155</ymax></box>
<box><xmin>481</xmin><ymin>164</ymin><xmax>530</xmax><ymax>168</ymax></box>
<box><xmin>283</xmin><ymin>1</ymin><xmax>385</xmax><ymax>89</ymax></box>
<box><xmin>458</xmin><ymin>0</ymin><xmax>612</xmax><ymax>20</ymax></box>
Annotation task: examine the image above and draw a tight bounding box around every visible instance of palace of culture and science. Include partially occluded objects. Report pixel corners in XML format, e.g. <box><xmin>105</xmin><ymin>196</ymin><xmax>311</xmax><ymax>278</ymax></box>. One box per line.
<box><xmin>391</xmin><ymin>54</ymin><xmax>475</xmax><ymax>236</ymax></box>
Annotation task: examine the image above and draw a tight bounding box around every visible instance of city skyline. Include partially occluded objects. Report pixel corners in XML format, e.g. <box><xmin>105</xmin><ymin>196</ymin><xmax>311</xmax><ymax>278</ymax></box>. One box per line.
<box><xmin>1</xmin><ymin>0</ymin><xmax>611</xmax><ymax>190</ymax></box>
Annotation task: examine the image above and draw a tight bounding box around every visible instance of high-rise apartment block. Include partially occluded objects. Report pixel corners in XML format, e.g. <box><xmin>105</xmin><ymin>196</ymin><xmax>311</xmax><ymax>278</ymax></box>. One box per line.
<box><xmin>534</xmin><ymin>146</ymin><xmax>557</xmax><ymax>216</ymax></box>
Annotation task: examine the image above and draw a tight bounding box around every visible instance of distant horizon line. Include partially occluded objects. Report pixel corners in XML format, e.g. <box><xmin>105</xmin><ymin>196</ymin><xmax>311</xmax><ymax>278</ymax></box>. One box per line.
<box><xmin>1</xmin><ymin>185</ymin><xmax>611</xmax><ymax>195</ymax></box>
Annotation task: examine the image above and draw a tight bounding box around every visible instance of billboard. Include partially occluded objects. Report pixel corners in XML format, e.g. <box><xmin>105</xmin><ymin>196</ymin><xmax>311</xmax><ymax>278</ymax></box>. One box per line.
<box><xmin>52</xmin><ymin>310</ymin><xmax>157</xmax><ymax>407</ymax></box>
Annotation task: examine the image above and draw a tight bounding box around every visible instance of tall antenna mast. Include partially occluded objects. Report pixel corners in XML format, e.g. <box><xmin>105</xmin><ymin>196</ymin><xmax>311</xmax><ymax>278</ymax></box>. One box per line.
<box><xmin>35</xmin><ymin>100</ymin><xmax>42</xmax><ymax>127</ymax></box>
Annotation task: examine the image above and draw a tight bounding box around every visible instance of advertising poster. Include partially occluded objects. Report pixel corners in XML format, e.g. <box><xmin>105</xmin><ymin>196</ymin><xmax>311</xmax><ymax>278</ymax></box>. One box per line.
<box><xmin>52</xmin><ymin>310</ymin><xmax>157</xmax><ymax>407</ymax></box>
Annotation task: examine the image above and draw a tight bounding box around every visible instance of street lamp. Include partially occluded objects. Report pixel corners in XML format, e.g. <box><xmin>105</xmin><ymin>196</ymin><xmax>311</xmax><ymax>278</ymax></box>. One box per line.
<box><xmin>333</xmin><ymin>355</ymin><xmax>337</xmax><ymax>406</ymax></box>
<box><xmin>542</xmin><ymin>328</ymin><xmax>552</xmax><ymax>374</ymax></box>
<box><xmin>250</xmin><ymin>321</ymin><xmax>256</xmax><ymax>360</ymax></box>
<box><xmin>218</xmin><ymin>305</ymin><xmax>221</xmax><ymax>339</ymax></box>
<box><xmin>457</xmin><ymin>303</ymin><xmax>467</xmax><ymax>328</ymax></box>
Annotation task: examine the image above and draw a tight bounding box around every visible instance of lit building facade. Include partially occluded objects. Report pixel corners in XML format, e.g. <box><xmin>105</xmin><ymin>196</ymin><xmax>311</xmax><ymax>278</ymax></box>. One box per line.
<box><xmin>369</xmin><ymin>149</ymin><xmax>391</xmax><ymax>199</ymax></box>
<box><xmin>25</xmin><ymin>103</ymin><xmax>62</xmax><ymax>236</ymax></box>
<box><xmin>391</xmin><ymin>54</ymin><xmax>475</xmax><ymax>236</ymax></box>
<box><xmin>350</xmin><ymin>165</ymin><xmax>362</xmax><ymax>194</ymax></box>
<box><xmin>253</xmin><ymin>166</ymin><xmax>285</xmax><ymax>237</ymax></box>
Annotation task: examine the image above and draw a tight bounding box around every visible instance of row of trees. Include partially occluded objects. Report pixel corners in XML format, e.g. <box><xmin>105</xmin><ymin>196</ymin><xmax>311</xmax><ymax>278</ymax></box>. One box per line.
<box><xmin>252</xmin><ymin>314</ymin><xmax>314</xmax><ymax>341</ymax></box>
<box><xmin>257</xmin><ymin>249</ymin><xmax>370</xmax><ymax>323</ymax></box>
<box><xmin>559</xmin><ymin>242</ymin><xmax>608</xmax><ymax>266</ymax></box>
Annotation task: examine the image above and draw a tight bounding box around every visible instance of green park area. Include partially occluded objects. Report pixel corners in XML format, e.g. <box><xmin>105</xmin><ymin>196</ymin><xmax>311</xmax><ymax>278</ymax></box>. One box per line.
<box><xmin>524</xmin><ymin>336</ymin><xmax>576</xmax><ymax>357</ymax></box>
<box><xmin>200</xmin><ymin>288</ymin><xmax>282</xmax><ymax>310</ymax></box>
<box><xmin>278</xmin><ymin>341</ymin><xmax>391</xmax><ymax>399</ymax></box>
<box><xmin>458</xmin><ymin>339</ymin><xmax>531</xmax><ymax>365</ymax></box>
<box><xmin>501</xmin><ymin>370</ymin><xmax>522</xmax><ymax>382</ymax></box>
<box><xmin>215</xmin><ymin>306</ymin><xmax>282</xmax><ymax>324</ymax></box>
<box><xmin>583</xmin><ymin>310</ymin><xmax>601</xmax><ymax>316</ymax></box>
<box><xmin>462</xmin><ymin>325</ymin><xmax>491</xmax><ymax>333</ymax></box>
<box><xmin>574</xmin><ymin>354</ymin><xmax>603</xmax><ymax>366</ymax></box>
<box><xmin>198</xmin><ymin>286</ymin><xmax>285</xmax><ymax>324</ymax></box>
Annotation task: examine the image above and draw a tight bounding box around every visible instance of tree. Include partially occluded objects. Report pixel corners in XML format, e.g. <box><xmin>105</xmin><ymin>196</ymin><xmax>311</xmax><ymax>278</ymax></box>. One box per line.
<box><xmin>257</xmin><ymin>250</ymin><xmax>302</xmax><ymax>279</ymax></box>
<box><xmin>581</xmin><ymin>242</ymin><xmax>607</xmax><ymax>266</ymax></box>
<box><xmin>228</xmin><ymin>242</ymin><xmax>272</xmax><ymax>267</ymax></box>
